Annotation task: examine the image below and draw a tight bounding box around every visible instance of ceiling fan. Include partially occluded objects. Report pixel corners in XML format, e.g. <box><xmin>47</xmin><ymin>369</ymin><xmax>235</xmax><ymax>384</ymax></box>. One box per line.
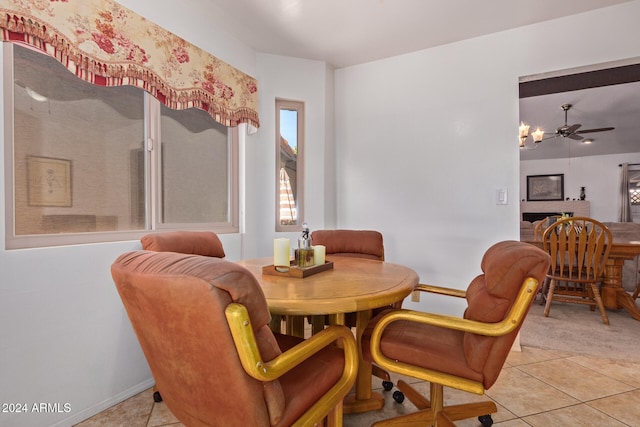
<box><xmin>545</xmin><ymin>103</ymin><xmax>615</xmax><ymax>141</ymax></box>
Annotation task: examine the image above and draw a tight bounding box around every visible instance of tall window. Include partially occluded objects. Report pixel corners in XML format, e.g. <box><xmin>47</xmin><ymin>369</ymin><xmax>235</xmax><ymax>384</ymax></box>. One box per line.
<box><xmin>4</xmin><ymin>43</ymin><xmax>238</xmax><ymax>249</ymax></box>
<box><xmin>276</xmin><ymin>99</ymin><xmax>305</xmax><ymax>231</ymax></box>
<box><xmin>629</xmin><ymin>167</ymin><xmax>640</xmax><ymax>205</ymax></box>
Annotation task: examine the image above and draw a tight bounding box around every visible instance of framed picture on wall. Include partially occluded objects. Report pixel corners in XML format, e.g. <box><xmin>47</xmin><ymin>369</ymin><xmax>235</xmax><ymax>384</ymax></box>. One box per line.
<box><xmin>27</xmin><ymin>156</ymin><xmax>72</xmax><ymax>207</ymax></box>
<box><xmin>526</xmin><ymin>174</ymin><xmax>564</xmax><ymax>201</ymax></box>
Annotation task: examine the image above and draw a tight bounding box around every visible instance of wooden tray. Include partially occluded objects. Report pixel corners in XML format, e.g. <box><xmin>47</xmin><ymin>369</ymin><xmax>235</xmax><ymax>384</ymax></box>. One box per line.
<box><xmin>262</xmin><ymin>260</ymin><xmax>334</xmax><ymax>278</ymax></box>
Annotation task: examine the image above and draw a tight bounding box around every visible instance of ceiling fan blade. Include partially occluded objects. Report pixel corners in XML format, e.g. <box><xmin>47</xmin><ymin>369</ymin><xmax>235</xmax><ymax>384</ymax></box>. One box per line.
<box><xmin>567</xmin><ymin>133</ymin><xmax>583</xmax><ymax>140</ymax></box>
<box><xmin>565</xmin><ymin>124</ymin><xmax>582</xmax><ymax>133</ymax></box>
<box><xmin>576</xmin><ymin>127</ymin><xmax>615</xmax><ymax>134</ymax></box>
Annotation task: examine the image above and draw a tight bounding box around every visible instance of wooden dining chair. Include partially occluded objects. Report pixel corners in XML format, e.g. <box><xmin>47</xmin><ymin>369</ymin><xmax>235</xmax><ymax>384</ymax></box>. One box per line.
<box><xmin>541</xmin><ymin>216</ymin><xmax>612</xmax><ymax>325</ymax></box>
<box><xmin>362</xmin><ymin>241</ymin><xmax>550</xmax><ymax>426</ymax></box>
<box><xmin>533</xmin><ymin>215</ymin><xmax>562</xmax><ymax>241</ymax></box>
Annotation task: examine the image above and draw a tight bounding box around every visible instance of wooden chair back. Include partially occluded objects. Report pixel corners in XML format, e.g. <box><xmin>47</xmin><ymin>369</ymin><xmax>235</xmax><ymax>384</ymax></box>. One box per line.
<box><xmin>541</xmin><ymin>216</ymin><xmax>612</xmax><ymax>324</ymax></box>
<box><xmin>542</xmin><ymin>216</ymin><xmax>611</xmax><ymax>281</ymax></box>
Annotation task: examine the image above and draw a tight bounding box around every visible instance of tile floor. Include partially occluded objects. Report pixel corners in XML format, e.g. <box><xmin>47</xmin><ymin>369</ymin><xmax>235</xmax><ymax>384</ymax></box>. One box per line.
<box><xmin>74</xmin><ymin>345</ymin><xmax>640</xmax><ymax>426</ymax></box>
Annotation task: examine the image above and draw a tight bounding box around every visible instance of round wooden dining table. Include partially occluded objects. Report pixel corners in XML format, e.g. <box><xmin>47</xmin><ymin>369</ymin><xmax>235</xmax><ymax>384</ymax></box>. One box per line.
<box><xmin>235</xmin><ymin>255</ymin><xmax>419</xmax><ymax>414</ymax></box>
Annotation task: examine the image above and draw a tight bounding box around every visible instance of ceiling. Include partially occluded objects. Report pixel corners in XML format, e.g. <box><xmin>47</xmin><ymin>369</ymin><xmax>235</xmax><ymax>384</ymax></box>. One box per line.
<box><xmin>205</xmin><ymin>0</ymin><xmax>638</xmax><ymax>161</ymax></box>
<box><xmin>207</xmin><ymin>0</ymin><xmax>631</xmax><ymax>69</ymax></box>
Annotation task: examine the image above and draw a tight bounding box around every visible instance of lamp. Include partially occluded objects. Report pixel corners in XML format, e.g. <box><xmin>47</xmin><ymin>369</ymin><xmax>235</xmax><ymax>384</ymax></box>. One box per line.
<box><xmin>518</xmin><ymin>122</ymin><xmax>529</xmax><ymax>148</ymax></box>
<box><xmin>519</xmin><ymin>122</ymin><xmax>545</xmax><ymax>148</ymax></box>
<box><xmin>531</xmin><ymin>127</ymin><xmax>545</xmax><ymax>143</ymax></box>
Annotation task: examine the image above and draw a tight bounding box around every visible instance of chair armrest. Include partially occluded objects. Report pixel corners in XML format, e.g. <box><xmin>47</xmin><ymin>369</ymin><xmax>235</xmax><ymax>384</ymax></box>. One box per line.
<box><xmin>368</xmin><ymin>277</ymin><xmax>540</xmax><ymax>395</ymax></box>
<box><xmin>225</xmin><ymin>303</ymin><xmax>358</xmax><ymax>382</ymax></box>
<box><xmin>373</xmin><ymin>277</ymin><xmax>539</xmax><ymax>338</ymax></box>
<box><xmin>415</xmin><ymin>283</ymin><xmax>467</xmax><ymax>298</ymax></box>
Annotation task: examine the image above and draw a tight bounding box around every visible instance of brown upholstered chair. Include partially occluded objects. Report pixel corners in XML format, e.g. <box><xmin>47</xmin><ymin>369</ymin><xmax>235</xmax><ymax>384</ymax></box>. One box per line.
<box><xmin>310</xmin><ymin>229</ymin><xmax>398</xmax><ymax>392</ymax></box>
<box><xmin>541</xmin><ymin>216</ymin><xmax>612</xmax><ymax>325</ymax></box>
<box><xmin>362</xmin><ymin>241</ymin><xmax>550</xmax><ymax>427</ymax></box>
<box><xmin>140</xmin><ymin>230</ymin><xmax>226</xmax><ymax>258</ymax></box>
<box><xmin>111</xmin><ymin>250</ymin><xmax>357</xmax><ymax>427</ymax></box>
<box><xmin>140</xmin><ymin>230</ymin><xmax>226</xmax><ymax>402</ymax></box>
<box><xmin>311</xmin><ymin>229</ymin><xmax>385</xmax><ymax>261</ymax></box>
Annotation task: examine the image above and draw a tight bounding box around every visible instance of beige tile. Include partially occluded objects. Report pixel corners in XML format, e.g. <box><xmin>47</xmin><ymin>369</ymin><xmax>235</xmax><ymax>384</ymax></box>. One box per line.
<box><xmin>522</xmin><ymin>403</ymin><xmax>627</xmax><ymax>426</ymax></box>
<box><xmin>569</xmin><ymin>354</ymin><xmax>640</xmax><ymax>388</ymax></box>
<box><xmin>485</xmin><ymin>367</ymin><xmax>579</xmax><ymax>417</ymax></box>
<box><xmin>588</xmin><ymin>389</ymin><xmax>640</xmax><ymax>426</ymax></box>
<box><xmin>74</xmin><ymin>341</ymin><xmax>640</xmax><ymax>427</ymax></box>
<box><xmin>73</xmin><ymin>389</ymin><xmax>153</xmax><ymax>427</ymax></box>
<box><xmin>506</xmin><ymin>346</ymin><xmax>572</xmax><ymax>366</ymax></box>
<box><xmin>492</xmin><ymin>419</ymin><xmax>534</xmax><ymax>427</ymax></box>
<box><xmin>147</xmin><ymin>402</ymin><xmax>183</xmax><ymax>427</ymax></box>
<box><xmin>517</xmin><ymin>358</ymin><xmax>634</xmax><ymax>401</ymax></box>
<box><xmin>343</xmin><ymin>388</ymin><xmax>423</xmax><ymax>427</ymax></box>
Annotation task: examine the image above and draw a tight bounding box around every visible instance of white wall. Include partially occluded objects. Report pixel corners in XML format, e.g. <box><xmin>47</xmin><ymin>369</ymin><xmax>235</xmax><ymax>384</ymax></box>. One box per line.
<box><xmin>335</xmin><ymin>1</ymin><xmax>640</xmax><ymax>315</ymax></box>
<box><xmin>521</xmin><ymin>152</ymin><xmax>640</xmax><ymax>222</ymax></box>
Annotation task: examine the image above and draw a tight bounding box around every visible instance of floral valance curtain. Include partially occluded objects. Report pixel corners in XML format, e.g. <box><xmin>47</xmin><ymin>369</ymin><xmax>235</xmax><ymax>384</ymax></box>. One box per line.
<box><xmin>0</xmin><ymin>0</ymin><xmax>259</xmax><ymax>128</ymax></box>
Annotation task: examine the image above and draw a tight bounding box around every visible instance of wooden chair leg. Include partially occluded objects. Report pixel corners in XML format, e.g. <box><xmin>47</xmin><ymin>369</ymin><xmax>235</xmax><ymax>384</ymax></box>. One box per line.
<box><xmin>591</xmin><ymin>284</ymin><xmax>610</xmax><ymax>325</ymax></box>
<box><xmin>375</xmin><ymin>380</ymin><xmax>496</xmax><ymax>427</ymax></box>
<box><xmin>397</xmin><ymin>379</ymin><xmax>430</xmax><ymax>409</ymax></box>
<box><xmin>633</xmin><ymin>279</ymin><xmax>640</xmax><ymax>300</ymax></box>
<box><xmin>539</xmin><ymin>277</ymin><xmax>549</xmax><ymax>305</ymax></box>
<box><xmin>544</xmin><ymin>279</ymin><xmax>556</xmax><ymax>317</ymax></box>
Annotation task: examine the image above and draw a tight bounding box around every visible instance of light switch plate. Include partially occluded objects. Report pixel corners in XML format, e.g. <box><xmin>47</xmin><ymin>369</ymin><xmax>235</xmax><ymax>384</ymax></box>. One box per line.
<box><xmin>496</xmin><ymin>188</ymin><xmax>508</xmax><ymax>205</ymax></box>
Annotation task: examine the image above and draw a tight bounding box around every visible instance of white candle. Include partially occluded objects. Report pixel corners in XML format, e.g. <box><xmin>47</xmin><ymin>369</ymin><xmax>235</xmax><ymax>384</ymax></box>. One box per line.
<box><xmin>313</xmin><ymin>245</ymin><xmax>325</xmax><ymax>265</ymax></box>
<box><xmin>273</xmin><ymin>238</ymin><xmax>290</xmax><ymax>271</ymax></box>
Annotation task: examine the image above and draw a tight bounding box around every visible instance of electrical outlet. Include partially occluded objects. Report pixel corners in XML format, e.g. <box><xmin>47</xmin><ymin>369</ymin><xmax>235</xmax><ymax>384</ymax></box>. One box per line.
<box><xmin>411</xmin><ymin>291</ymin><xmax>420</xmax><ymax>302</ymax></box>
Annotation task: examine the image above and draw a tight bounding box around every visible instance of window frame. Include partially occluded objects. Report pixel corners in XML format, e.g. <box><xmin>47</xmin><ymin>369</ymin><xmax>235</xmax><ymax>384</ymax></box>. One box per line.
<box><xmin>275</xmin><ymin>98</ymin><xmax>305</xmax><ymax>232</ymax></box>
<box><xmin>3</xmin><ymin>43</ymin><xmax>239</xmax><ymax>249</ymax></box>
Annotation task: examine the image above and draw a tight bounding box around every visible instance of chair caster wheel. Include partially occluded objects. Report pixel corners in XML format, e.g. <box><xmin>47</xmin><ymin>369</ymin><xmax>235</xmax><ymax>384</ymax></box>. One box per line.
<box><xmin>382</xmin><ymin>380</ymin><xmax>393</xmax><ymax>391</ymax></box>
<box><xmin>478</xmin><ymin>414</ymin><xmax>493</xmax><ymax>427</ymax></box>
<box><xmin>392</xmin><ymin>390</ymin><xmax>405</xmax><ymax>403</ymax></box>
<box><xmin>153</xmin><ymin>391</ymin><xmax>163</xmax><ymax>403</ymax></box>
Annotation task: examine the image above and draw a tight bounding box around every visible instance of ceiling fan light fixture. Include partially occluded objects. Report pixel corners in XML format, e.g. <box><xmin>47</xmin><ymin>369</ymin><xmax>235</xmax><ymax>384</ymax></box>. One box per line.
<box><xmin>583</xmin><ymin>138</ymin><xmax>593</xmax><ymax>144</ymax></box>
<box><xmin>519</xmin><ymin>122</ymin><xmax>530</xmax><ymax>147</ymax></box>
<box><xmin>531</xmin><ymin>127</ymin><xmax>545</xmax><ymax>143</ymax></box>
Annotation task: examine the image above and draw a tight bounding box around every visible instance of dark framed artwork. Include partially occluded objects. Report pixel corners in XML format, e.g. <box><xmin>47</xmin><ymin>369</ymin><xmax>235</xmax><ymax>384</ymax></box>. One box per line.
<box><xmin>526</xmin><ymin>174</ymin><xmax>564</xmax><ymax>201</ymax></box>
<box><xmin>27</xmin><ymin>156</ymin><xmax>72</xmax><ymax>207</ymax></box>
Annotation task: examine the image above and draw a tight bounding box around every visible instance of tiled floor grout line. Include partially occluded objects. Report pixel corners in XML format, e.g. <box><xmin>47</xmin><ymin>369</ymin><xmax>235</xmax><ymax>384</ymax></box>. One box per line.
<box><xmin>75</xmin><ymin>345</ymin><xmax>640</xmax><ymax>426</ymax></box>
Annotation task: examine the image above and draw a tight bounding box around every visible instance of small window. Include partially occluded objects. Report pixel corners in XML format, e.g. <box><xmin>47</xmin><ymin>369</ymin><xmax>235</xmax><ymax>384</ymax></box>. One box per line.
<box><xmin>4</xmin><ymin>43</ymin><xmax>238</xmax><ymax>249</ymax></box>
<box><xmin>276</xmin><ymin>99</ymin><xmax>304</xmax><ymax>231</ymax></box>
